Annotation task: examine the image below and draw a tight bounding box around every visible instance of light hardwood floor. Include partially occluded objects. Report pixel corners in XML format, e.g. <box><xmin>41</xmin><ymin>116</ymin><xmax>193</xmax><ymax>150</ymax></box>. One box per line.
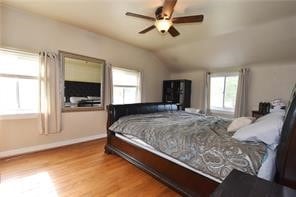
<box><xmin>0</xmin><ymin>139</ymin><xmax>179</xmax><ymax>197</ymax></box>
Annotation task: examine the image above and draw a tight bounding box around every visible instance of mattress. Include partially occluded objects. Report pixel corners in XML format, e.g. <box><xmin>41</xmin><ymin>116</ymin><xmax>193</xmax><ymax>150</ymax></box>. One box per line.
<box><xmin>116</xmin><ymin>133</ymin><xmax>276</xmax><ymax>183</ymax></box>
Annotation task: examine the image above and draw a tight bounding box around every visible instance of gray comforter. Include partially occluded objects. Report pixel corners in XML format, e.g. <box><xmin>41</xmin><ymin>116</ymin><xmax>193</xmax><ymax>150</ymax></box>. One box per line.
<box><xmin>109</xmin><ymin>111</ymin><xmax>266</xmax><ymax>181</ymax></box>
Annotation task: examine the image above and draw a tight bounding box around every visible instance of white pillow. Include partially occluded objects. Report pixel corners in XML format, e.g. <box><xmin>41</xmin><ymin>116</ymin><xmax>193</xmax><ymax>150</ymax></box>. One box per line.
<box><xmin>227</xmin><ymin>117</ymin><xmax>255</xmax><ymax>132</ymax></box>
<box><xmin>256</xmin><ymin>109</ymin><xmax>285</xmax><ymax>122</ymax></box>
<box><xmin>70</xmin><ymin>97</ymin><xmax>87</xmax><ymax>104</ymax></box>
<box><xmin>87</xmin><ymin>96</ymin><xmax>101</xmax><ymax>100</ymax></box>
<box><xmin>233</xmin><ymin>111</ymin><xmax>284</xmax><ymax>149</ymax></box>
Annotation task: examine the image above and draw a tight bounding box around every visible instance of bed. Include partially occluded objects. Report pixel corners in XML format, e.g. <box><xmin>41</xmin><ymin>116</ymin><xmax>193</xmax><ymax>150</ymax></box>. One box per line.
<box><xmin>105</xmin><ymin>95</ymin><xmax>296</xmax><ymax>196</ymax></box>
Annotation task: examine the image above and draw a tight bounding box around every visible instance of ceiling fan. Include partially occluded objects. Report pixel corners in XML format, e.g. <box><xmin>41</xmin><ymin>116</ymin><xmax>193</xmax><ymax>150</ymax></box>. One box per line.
<box><xmin>125</xmin><ymin>0</ymin><xmax>204</xmax><ymax>37</ymax></box>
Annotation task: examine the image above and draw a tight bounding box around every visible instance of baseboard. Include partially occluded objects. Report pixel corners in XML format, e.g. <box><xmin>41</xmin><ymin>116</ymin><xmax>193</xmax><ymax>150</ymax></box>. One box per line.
<box><xmin>0</xmin><ymin>133</ymin><xmax>106</xmax><ymax>159</ymax></box>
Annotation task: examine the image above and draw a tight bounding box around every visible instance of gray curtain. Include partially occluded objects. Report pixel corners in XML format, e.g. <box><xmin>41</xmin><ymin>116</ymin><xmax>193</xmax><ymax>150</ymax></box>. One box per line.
<box><xmin>234</xmin><ymin>68</ymin><xmax>250</xmax><ymax>117</ymax></box>
<box><xmin>39</xmin><ymin>51</ymin><xmax>62</xmax><ymax>134</ymax></box>
<box><xmin>105</xmin><ymin>63</ymin><xmax>113</xmax><ymax>107</ymax></box>
<box><xmin>138</xmin><ymin>71</ymin><xmax>144</xmax><ymax>103</ymax></box>
<box><xmin>203</xmin><ymin>72</ymin><xmax>211</xmax><ymax>115</ymax></box>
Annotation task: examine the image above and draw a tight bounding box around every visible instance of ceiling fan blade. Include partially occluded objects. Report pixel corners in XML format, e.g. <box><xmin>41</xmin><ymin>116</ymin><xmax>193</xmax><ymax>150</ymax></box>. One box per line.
<box><xmin>162</xmin><ymin>0</ymin><xmax>177</xmax><ymax>19</ymax></box>
<box><xmin>168</xmin><ymin>26</ymin><xmax>180</xmax><ymax>37</ymax></box>
<box><xmin>139</xmin><ymin>25</ymin><xmax>156</xmax><ymax>34</ymax></box>
<box><xmin>126</xmin><ymin>12</ymin><xmax>155</xmax><ymax>21</ymax></box>
<box><xmin>173</xmin><ymin>15</ymin><xmax>204</xmax><ymax>24</ymax></box>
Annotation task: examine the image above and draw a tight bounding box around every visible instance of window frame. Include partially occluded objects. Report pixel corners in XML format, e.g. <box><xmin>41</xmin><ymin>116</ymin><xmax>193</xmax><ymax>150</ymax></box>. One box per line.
<box><xmin>0</xmin><ymin>49</ymin><xmax>40</xmax><ymax>118</ymax></box>
<box><xmin>112</xmin><ymin>67</ymin><xmax>142</xmax><ymax>105</ymax></box>
<box><xmin>210</xmin><ymin>72</ymin><xmax>239</xmax><ymax>113</ymax></box>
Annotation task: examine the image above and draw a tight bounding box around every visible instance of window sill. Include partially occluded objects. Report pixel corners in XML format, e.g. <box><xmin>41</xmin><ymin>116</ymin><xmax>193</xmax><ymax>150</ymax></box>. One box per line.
<box><xmin>0</xmin><ymin>113</ymin><xmax>40</xmax><ymax>120</ymax></box>
<box><xmin>210</xmin><ymin>108</ymin><xmax>234</xmax><ymax>113</ymax></box>
<box><xmin>62</xmin><ymin>106</ymin><xmax>105</xmax><ymax>113</ymax></box>
<box><xmin>210</xmin><ymin>109</ymin><xmax>234</xmax><ymax>118</ymax></box>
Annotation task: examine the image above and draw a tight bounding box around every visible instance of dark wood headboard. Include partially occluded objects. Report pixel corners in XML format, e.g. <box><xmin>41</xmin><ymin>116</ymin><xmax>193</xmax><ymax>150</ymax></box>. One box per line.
<box><xmin>276</xmin><ymin>94</ymin><xmax>296</xmax><ymax>188</ymax></box>
<box><xmin>64</xmin><ymin>80</ymin><xmax>101</xmax><ymax>102</ymax></box>
<box><xmin>107</xmin><ymin>102</ymin><xmax>178</xmax><ymax>128</ymax></box>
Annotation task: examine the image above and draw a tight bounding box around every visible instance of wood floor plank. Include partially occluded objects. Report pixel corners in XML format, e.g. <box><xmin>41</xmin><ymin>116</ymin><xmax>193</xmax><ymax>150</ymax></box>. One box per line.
<box><xmin>0</xmin><ymin>139</ymin><xmax>179</xmax><ymax>197</ymax></box>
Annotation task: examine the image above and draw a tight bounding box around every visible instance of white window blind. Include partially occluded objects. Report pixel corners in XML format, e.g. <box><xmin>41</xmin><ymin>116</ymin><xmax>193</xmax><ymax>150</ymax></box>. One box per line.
<box><xmin>210</xmin><ymin>73</ymin><xmax>239</xmax><ymax>113</ymax></box>
<box><xmin>0</xmin><ymin>49</ymin><xmax>40</xmax><ymax>115</ymax></box>
<box><xmin>112</xmin><ymin>67</ymin><xmax>141</xmax><ymax>104</ymax></box>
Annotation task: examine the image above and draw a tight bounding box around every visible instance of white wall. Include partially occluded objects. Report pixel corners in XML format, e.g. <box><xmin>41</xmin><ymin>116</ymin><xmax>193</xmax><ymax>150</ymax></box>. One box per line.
<box><xmin>170</xmin><ymin>71</ymin><xmax>205</xmax><ymax>109</ymax></box>
<box><xmin>0</xmin><ymin>6</ymin><xmax>170</xmax><ymax>152</ymax></box>
<box><xmin>0</xmin><ymin>4</ymin><xmax>2</xmax><ymax>46</ymax></box>
<box><xmin>248</xmin><ymin>62</ymin><xmax>296</xmax><ymax>112</ymax></box>
<box><xmin>65</xmin><ymin>59</ymin><xmax>102</xmax><ymax>83</ymax></box>
<box><xmin>171</xmin><ymin>62</ymin><xmax>296</xmax><ymax>115</ymax></box>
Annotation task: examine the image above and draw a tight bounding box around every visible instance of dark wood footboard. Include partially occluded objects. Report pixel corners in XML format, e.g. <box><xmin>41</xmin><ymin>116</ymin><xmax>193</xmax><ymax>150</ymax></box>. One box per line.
<box><xmin>105</xmin><ymin>130</ymin><xmax>219</xmax><ymax>196</ymax></box>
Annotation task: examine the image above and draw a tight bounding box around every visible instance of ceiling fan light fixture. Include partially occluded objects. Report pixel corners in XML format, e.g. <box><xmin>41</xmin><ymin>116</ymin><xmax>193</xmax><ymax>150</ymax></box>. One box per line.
<box><xmin>155</xmin><ymin>19</ymin><xmax>172</xmax><ymax>33</ymax></box>
<box><xmin>126</xmin><ymin>0</ymin><xmax>204</xmax><ymax>37</ymax></box>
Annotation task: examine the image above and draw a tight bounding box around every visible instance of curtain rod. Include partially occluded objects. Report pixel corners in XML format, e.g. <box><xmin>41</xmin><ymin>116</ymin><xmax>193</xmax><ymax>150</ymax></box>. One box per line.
<box><xmin>1</xmin><ymin>46</ymin><xmax>56</xmax><ymax>58</ymax></box>
<box><xmin>39</xmin><ymin>52</ymin><xmax>57</xmax><ymax>58</ymax></box>
<box><xmin>0</xmin><ymin>46</ymin><xmax>38</xmax><ymax>56</ymax></box>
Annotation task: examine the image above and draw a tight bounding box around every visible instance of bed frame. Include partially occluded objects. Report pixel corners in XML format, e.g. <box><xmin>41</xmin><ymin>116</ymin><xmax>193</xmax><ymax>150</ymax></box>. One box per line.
<box><xmin>105</xmin><ymin>98</ymin><xmax>296</xmax><ymax>196</ymax></box>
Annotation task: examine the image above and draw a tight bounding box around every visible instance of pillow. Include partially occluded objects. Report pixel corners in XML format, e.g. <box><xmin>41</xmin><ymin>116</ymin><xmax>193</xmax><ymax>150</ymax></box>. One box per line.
<box><xmin>256</xmin><ymin>109</ymin><xmax>285</xmax><ymax>122</ymax></box>
<box><xmin>233</xmin><ymin>111</ymin><xmax>284</xmax><ymax>149</ymax></box>
<box><xmin>227</xmin><ymin>117</ymin><xmax>255</xmax><ymax>132</ymax></box>
<box><xmin>87</xmin><ymin>96</ymin><xmax>101</xmax><ymax>100</ymax></box>
<box><xmin>70</xmin><ymin>97</ymin><xmax>87</xmax><ymax>104</ymax></box>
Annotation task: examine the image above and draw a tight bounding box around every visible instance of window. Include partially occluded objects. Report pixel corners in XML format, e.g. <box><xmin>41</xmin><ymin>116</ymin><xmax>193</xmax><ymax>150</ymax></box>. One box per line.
<box><xmin>210</xmin><ymin>73</ymin><xmax>239</xmax><ymax>113</ymax></box>
<box><xmin>112</xmin><ymin>67</ymin><xmax>141</xmax><ymax>104</ymax></box>
<box><xmin>0</xmin><ymin>49</ymin><xmax>40</xmax><ymax>115</ymax></box>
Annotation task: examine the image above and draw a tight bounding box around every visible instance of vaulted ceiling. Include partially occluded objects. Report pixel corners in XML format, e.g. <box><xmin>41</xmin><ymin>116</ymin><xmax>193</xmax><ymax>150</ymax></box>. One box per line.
<box><xmin>2</xmin><ymin>0</ymin><xmax>296</xmax><ymax>71</ymax></box>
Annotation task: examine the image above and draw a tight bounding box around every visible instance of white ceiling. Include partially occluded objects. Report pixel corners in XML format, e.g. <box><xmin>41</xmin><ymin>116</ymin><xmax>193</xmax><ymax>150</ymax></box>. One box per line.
<box><xmin>2</xmin><ymin>0</ymin><xmax>296</xmax><ymax>71</ymax></box>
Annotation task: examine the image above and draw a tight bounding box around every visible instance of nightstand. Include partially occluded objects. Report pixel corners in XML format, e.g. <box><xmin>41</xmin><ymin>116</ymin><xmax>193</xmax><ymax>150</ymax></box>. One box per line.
<box><xmin>252</xmin><ymin>110</ymin><xmax>266</xmax><ymax>119</ymax></box>
<box><xmin>211</xmin><ymin>170</ymin><xmax>296</xmax><ymax>197</ymax></box>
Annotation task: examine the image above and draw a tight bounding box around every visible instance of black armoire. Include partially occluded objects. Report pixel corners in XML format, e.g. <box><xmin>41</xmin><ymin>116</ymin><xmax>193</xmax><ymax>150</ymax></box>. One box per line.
<box><xmin>162</xmin><ymin>80</ymin><xmax>191</xmax><ymax>110</ymax></box>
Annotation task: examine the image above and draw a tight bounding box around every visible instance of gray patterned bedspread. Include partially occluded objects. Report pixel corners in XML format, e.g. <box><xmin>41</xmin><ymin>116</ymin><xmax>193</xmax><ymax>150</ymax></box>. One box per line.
<box><xmin>109</xmin><ymin>111</ymin><xmax>266</xmax><ymax>181</ymax></box>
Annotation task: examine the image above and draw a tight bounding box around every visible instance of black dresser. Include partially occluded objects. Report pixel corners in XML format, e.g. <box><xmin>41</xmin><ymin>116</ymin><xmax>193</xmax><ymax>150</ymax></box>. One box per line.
<box><xmin>211</xmin><ymin>170</ymin><xmax>296</xmax><ymax>197</ymax></box>
<box><xmin>162</xmin><ymin>80</ymin><xmax>191</xmax><ymax>110</ymax></box>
